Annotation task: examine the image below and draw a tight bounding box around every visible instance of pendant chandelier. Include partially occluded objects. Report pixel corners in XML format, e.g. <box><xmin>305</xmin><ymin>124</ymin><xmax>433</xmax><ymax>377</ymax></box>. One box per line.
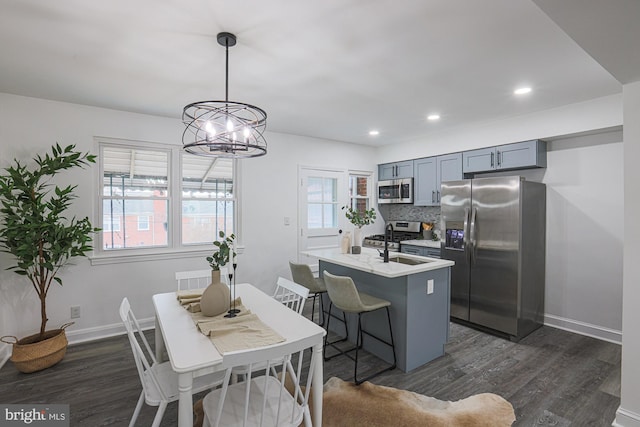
<box><xmin>182</xmin><ymin>32</ymin><xmax>267</xmax><ymax>158</ymax></box>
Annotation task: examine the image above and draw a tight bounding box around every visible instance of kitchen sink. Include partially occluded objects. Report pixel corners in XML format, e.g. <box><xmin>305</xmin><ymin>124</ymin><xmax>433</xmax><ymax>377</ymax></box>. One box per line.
<box><xmin>388</xmin><ymin>255</ymin><xmax>432</xmax><ymax>265</ymax></box>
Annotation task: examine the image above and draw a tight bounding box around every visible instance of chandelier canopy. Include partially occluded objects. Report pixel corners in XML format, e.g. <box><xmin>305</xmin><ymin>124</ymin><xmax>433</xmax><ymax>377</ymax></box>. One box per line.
<box><xmin>182</xmin><ymin>32</ymin><xmax>267</xmax><ymax>158</ymax></box>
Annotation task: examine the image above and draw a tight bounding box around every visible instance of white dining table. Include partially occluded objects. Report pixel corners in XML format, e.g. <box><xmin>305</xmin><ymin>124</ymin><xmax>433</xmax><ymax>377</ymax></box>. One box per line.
<box><xmin>153</xmin><ymin>283</ymin><xmax>327</xmax><ymax>427</ymax></box>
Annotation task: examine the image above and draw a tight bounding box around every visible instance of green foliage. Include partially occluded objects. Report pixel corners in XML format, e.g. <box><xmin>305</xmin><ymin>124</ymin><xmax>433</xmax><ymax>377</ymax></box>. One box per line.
<box><xmin>0</xmin><ymin>143</ymin><xmax>99</xmax><ymax>338</ymax></box>
<box><xmin>342</xmin><ymin>205</ymin><xmax>377</xmax><ymax>228</ymax></box>
<box><xmin>206</xmin><ymin>230</ymin><xmax>236</xmax><ymax>270</ymax></box>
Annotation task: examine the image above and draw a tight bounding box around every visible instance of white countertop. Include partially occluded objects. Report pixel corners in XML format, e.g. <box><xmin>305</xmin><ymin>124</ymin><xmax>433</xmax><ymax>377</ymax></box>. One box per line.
<box><xmin>400</xmin><ymin>239</ymin><xmax>442</xmax><ymax>249</ymax></box>
<box><xmin>303</xmin><ymin>247</ymin><xmax>454</xmax><ymax>278</ymax></box>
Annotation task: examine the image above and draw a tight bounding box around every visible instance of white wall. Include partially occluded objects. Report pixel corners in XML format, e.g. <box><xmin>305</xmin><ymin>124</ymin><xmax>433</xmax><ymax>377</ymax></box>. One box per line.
<box><xmin>616</xmin><ymin>80</ymin><xmax>640</xmax><ymax>427</ymax></box>
<box><xmin>0</xmin><ymin>93</ymin><xmax>377</xmax><ymax>346</ymax></box>
<box><xmin>511</xmin><ymin>131</ymin><xmax>622</xmax><ymax>341</ymax></box>
<box><xmin>375</xmin><ymin>96</ymin><xmax>625</xmax><ymax>341</ymax></box>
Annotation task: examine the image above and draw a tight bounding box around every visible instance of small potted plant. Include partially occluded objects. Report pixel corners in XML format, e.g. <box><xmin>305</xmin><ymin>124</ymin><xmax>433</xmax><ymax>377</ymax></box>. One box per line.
<box><xmin>206</xmin><ymin>230</ymin><xmax>236</xmax><ymax>272</ymax></box>
<box><xmin>342</xmin><ymin>205</ymin><xmax>376</xmax><ymax>254</ymax></box>
<box><xmin>0</xmin><ymin>144</ymin><xmax>99</xmax><ymax>373</ymax></box>
<box><xmin>201</xmin><ymin>231</ymin><xmax>236</xmax><ymax>316</ymax></box>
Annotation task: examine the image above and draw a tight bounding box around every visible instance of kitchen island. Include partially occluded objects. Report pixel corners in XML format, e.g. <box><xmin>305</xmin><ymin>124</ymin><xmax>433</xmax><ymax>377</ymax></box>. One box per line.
<box><xmin>304</xmin><ymin>247</ymin><xmax>454</xmax><ymax>372</ymax></box>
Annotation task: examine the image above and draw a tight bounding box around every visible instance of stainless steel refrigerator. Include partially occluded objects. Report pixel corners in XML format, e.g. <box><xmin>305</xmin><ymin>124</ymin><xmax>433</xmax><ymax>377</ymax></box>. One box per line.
<box><xmin>440</xmin><ymin>176</ymin><xmax>546</xmax><ymax>341</ymax></box>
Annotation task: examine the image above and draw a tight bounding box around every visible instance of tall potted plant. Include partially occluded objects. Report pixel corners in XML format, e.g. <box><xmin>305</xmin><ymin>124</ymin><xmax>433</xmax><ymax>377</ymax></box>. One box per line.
<box><xmin>0</xmin><ymin>144</ymin><xmax>99</xmax><ymax>373</ymax></box>
<box><xmin>342</xmin><ymin>205</ymin><xmax>376</xmax><ymax>254</ymax></box>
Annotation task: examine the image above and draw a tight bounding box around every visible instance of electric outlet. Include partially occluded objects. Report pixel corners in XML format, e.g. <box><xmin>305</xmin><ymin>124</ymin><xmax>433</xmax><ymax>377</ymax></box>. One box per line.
<box><xmin>427</xmin><ymin>279</ymin><xmax>434</xmax><ymax>295</ymax></box>
<box><xmin>70</xmin><ymin>305</ymin><xmax>81</xmax><ymax>319</ymax></box>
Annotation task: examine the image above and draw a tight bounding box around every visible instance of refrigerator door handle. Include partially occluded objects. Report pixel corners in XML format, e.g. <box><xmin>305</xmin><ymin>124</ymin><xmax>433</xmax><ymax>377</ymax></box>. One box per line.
<box><xmin>470</xmin><ymin>207</ymin><xmax>478</xmax><ymax>265</ymax></box>
<box><xmin>463</xmin><ymin>207</ymin><xmax>471</xmax><ymax>261</ymax></box>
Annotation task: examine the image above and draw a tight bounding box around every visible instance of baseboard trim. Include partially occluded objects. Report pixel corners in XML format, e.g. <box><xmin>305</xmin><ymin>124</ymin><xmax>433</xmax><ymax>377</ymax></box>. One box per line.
<box><xmin>613</xmin><ymin>407</ymin><xmax>640</xmax><ymax>427</ymax></box>
<box><xmin>65</xmin><ymin>316</ymin><xmax>156</xmax><ymax>345</ymax></box>
<box><xmin>544</xmin><ymin>314</ymin><xmax>621</xmax><ymax>345</ymax></box>
<box><xmin>0</xmin><ymin>318</ymin><xmax>155</xmax><ymax>370</ymax></box>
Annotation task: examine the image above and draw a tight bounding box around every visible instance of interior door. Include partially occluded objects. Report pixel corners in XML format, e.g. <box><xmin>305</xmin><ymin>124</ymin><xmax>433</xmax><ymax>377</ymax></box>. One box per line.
<box><xmin>298</xmin><ymin>167</ymin><xmax>348</xmax><ymax>272</ymax></box>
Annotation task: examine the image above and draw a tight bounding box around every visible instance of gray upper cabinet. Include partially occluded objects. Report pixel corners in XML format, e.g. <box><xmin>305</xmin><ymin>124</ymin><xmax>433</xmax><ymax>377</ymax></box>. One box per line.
<box><xmin>413</xmin><ymin>157</ymin><xmax>437</xmax><ymax>205</ymax></box>
<box><xmin>378</xmin><ymin>160</ymin><xmax>414</xmax><ymax>180</ymax></box>
<box><xmin>463</xmin><ymin>140</ymin><xmax>546</xmax><ymax>174</ymax></box>
<box><xmin>414</xmin><ymin>153</ymin><xmax>462</xmax><ymax>206</ymax></box>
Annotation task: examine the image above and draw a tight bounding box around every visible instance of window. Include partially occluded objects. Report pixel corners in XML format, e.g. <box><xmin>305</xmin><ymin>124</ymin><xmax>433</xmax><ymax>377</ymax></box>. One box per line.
<box><xmin>101</xmin><ymin>146</ymin><xmax>169</xmax><ymax>250</ymax></box>
<box><xmin>307</xmin><ymin>176</ymin><xmax>338</xmax><ymax>229</ymax></box>
<box><xmin>137</xmin><ymin>215</ymin><xmax>150</xmax><ymax>231</ymax></box>
<box><xmin>181</xmin><ymin>155</ymin><xmax>234</xmax><ymax>245</ymax></box>
<box><xmin>97</xmin><ymin>139</ymin><xmax>235</xmax><ymax>255</ymax></box>
<box><xmin>348</xmin><ymin>172</ymin><xmax>372</xmax><ymax>215</ymax></box>
<box><xmin>103</xmin><ymin>215</ymin><xmax>121</xmax><ymax>232</ymax></box>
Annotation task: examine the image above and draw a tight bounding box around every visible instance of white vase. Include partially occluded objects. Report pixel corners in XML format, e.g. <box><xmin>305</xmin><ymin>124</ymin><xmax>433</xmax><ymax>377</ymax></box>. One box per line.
<box><xmin>200</xmin><ymin>270</ymin><xmax>231</xmax><ymax>317</ymax></box>
<box><xmin>352</xmin><ymin>228</ymin><xmax>363</xmax><ymax>254</ymax></box>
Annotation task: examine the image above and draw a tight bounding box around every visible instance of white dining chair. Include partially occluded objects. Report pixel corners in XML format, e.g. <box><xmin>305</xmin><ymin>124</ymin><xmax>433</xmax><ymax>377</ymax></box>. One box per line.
<box><xmin>176</xmin><ymin>268</ymin><xmax>230</xmax><ymax>290</ymax></box>
<box><xmin>230</xmin><ymin>277</ymin><xmax>309</xmax><ymax>381</ymax></box>
<box><xmin>201</xmin><ymin>332</ymin><xmax>317</xmax><ymax>427</ymax></box>
<box><xmin>119</xmin><ymin>298</ymin><xmax>227</xmax><ymax>427</ymax></box>
<box><xmin>272</xmin><ymin>276</ymin><xmax>310</xmax><ymax>315</ymax></box>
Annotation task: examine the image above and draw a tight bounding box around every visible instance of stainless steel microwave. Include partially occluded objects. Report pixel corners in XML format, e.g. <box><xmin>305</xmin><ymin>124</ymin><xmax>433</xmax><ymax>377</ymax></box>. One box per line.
<box><xmin>377</xmin><ymin>178</ymin><xmax>413</xmax><ymax>204</ymax></box>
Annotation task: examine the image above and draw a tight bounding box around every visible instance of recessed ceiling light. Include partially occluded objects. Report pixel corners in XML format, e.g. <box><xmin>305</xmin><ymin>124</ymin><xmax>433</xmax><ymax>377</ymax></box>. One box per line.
<box><xmin>427</xmin><ymin>114</ymin><xmax>440</xmax><ymax>121</ymax></box>
<box><xmin>369</xmin><ymin>130</ymin><xmax>380</xmax><ymax>136</ymax></box>
<box><xmin>514</xmin><ymin>87</ymin><xmax>532</xmax><ymax>95</ymax></box>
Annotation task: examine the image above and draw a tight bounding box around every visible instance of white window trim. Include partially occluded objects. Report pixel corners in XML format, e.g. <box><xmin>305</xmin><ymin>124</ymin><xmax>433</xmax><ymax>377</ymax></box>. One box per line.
<box><xmin>90</xmin><ymin>136</ymin><xmax>240</xmax><ymax>265</ymax></box>
<box><xmin>348</xmin><ymin>169</ymin><xmax>374</xmax><ymax>210</ymax></box>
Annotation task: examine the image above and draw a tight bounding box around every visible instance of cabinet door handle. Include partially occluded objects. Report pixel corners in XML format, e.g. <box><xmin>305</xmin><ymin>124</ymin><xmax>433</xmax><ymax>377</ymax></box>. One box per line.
<box><xmin>491</xmin><ymin>152</ymin><xmax>494</xmax><ymax>168</ymax></box>
<box><xmin>432</xmin><ymin>191</ymin><xmax>435</xmax><ymax>203</ymax></box>
<box><xmin>437</xmin><ymin>191</ymin><xmax>441</xmax><ymax>203</ymax></box>
<box><xmin>497</xmin><ymin>150</ymin><xmax>501</xmax><ymax>167</ymax></box>
<box><xmin>394</xmin><ymin>165</ymin><xmax>397</xmax><ymax>176</ymax></box>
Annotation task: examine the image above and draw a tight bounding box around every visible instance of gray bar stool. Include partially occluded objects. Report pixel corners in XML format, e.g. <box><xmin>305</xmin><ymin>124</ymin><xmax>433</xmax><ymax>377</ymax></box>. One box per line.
<box><xmin>322</xmin><ymin>270</ymin><xmax>397</xmax><ymax>384</ymax></box>
<box><xmin>289</xmin><ymin>261</ymin><xmax>329</xmax><ymax>326</ymax></box>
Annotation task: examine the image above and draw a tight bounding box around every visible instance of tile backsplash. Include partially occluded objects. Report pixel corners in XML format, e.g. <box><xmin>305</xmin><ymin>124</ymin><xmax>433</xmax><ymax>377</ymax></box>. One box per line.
<box><xmin>378</xmin><ymin>205</ymin><xmax>442</xmax><ymax>237</ymax></box>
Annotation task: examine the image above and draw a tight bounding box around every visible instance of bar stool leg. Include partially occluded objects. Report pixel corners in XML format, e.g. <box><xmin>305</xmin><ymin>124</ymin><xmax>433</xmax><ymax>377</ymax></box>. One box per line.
<box><xmin>323</xmin><ymin>302</ymin><xmax>350</xmax><ymax>361</ymax></box>
<box><xmin>310</xmin><ymin>293</ymin><xmax>317</xmax><ymax>324</ymax></box>
<box><xmin>353</xmin><ymin>306</ymin><xmax>397</xmax><ymax>385</ymax></box>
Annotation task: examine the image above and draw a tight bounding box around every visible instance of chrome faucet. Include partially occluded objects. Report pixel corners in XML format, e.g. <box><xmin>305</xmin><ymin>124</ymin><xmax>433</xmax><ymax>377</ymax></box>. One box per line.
<box><xmin>383</xmin><ymin>222</ymin><xmax>394</xmax><ymax>263</ymax></box>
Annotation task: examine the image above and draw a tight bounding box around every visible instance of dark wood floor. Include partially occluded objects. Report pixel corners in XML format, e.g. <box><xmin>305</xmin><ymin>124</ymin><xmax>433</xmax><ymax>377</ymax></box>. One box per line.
<box><xmin>0</xmin><ymin>319</ymin><xmax>620</xmax><ymax>426</ymax></box>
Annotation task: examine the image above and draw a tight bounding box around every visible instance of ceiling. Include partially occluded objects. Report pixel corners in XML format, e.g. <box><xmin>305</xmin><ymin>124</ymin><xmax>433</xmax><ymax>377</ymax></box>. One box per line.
<box><xmin>0</xmin><ymin>0</ymin><xmax>632</xmax><ymax>147</ymax></box>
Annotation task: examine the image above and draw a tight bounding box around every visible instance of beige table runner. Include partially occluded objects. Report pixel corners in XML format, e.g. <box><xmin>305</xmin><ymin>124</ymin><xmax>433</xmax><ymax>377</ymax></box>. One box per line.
<box><xmin>176</xmin><ymin>288</ymin><xmax>205</xmax><ymax>313</ymax></box>
<box><xmin>182</xmin><ymin>294</ymin><xmax>285</xmax><ymax>354</ymax></box>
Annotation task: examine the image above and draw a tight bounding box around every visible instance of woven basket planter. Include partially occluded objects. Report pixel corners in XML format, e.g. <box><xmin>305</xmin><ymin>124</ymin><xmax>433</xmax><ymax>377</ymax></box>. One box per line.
<box><xmin>1</xmin><ymin>323</ymin><xmax>72</xmax><ymax>373</ymax></box>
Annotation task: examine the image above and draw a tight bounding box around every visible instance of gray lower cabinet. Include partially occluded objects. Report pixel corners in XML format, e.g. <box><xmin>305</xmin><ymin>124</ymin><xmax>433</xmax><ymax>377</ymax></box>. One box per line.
<box><xmin>401</xmin><ymin>244</ymin><xmax>441</xmax><ymax>258</ymax></box>
<box><xmin>379</xmin><ymin>160</ymin><xmax>414</xmax><ymax>180</ymax></box>
<box><xmin>462</xmin><ymin>139</ymin><xmax>546</xmax><ymax>174</ymax></box>
<box><xmin>414</xmin><ymin>153</ymin><xmax>462</xmax><ymax>206</ymax></box>
<box><xmin>320</xmin><ymin>259</ymin><xmax>450</xmax><ymax>372</ymax></box>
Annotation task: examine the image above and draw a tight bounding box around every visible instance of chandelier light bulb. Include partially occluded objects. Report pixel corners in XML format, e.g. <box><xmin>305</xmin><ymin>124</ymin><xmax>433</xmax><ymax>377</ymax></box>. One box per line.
<box><xmin>205</xmin><ymin>121</ymin><xmax>216</xmax><ymax>136</ymax></box>
<box><xmin>226</xmin><ymin>118</ymin><xmax>234</xmax><ymax>132</ymax></box>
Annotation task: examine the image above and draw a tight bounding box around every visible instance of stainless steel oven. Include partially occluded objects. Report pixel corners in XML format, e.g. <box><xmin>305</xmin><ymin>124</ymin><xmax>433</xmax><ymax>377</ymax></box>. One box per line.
<box><xmin>377</xmin><ymin>178</ymin><xmax>413</xmax><ymax>204</ymax></box>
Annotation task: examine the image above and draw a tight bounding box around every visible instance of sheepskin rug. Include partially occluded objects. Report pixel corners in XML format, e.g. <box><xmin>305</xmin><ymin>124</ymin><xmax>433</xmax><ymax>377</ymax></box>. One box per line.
<box><xmin>194</xmin><ymin>376</ymin><xmax>515</xmax><ymax>427</ymax></box>
<box><xmin>321</xmin><ymin>377</ymin><xmax>515</xmax><ymax>427</ymax></box>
